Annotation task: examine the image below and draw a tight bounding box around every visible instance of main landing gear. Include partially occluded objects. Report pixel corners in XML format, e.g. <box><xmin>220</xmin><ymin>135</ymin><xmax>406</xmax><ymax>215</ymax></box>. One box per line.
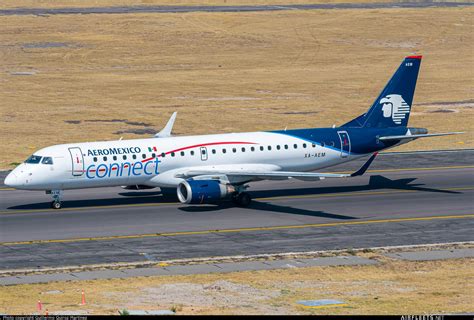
<box><xmin>46</xmin><ymin>190</ymin><xmax>63</xmax><ymax>209</ymax></box>
<box><xmin>232</xmin><ymin>192</ymin><xmax>251</xmax><ymax>207</ymax></box>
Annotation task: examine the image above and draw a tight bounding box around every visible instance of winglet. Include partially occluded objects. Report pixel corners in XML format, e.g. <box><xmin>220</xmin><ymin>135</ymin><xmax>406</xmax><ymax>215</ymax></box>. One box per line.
<box><xmin>155</xmin><ymin>112</ymin><xmax>177</xmax><ymax>138</ymax></box>
<box><xmin>351</xmin><ymin>152</ymin><xmax>378</xmax><ymax>177</ymax></box>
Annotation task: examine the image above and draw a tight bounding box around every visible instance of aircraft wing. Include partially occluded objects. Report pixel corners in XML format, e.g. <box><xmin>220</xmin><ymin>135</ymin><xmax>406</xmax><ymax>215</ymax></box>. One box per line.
<box><xmin>378</xmin><ymin>132</ymin><xmax>463</xmax><ymax>141</ymax></box>
<box><xmin>177</xmin><ymin>153</ymin><xmax>378</xmax><ymax>182</ymax></box>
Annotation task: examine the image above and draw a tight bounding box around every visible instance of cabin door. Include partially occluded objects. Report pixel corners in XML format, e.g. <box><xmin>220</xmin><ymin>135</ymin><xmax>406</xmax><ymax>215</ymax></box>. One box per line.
<box><xmin>69</xmin><ymin>147</ymin><xmax>84</xmax><ymax>176</ymax></box>
<box><xmin>337</xmin><ymin>131</ymin><xmax>351</xmax><ymax>158</ymax></box>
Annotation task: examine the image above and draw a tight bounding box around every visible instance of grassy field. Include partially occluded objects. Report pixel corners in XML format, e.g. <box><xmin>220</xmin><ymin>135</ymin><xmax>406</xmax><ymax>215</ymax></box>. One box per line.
<box><xmin>0</xmin><ymin>6</ymin><xmax>473</xmax><ymax>169</ymax></box>
<box><xmin>1</xmin><ymin>253</ymin><xmax>472</xmax><ymax>315</ymax></box>
<box><xmin>0</xmin><ymin>0</ymin><xmax>421</xmax><ymax>9</ymax></box>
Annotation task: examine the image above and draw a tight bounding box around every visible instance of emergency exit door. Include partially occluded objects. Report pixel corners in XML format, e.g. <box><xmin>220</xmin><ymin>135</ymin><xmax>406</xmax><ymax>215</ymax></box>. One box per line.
<box><xmin>200</xmin><ymin>147</ymin><xmax>208</xmax><ymax>161</ymax></box>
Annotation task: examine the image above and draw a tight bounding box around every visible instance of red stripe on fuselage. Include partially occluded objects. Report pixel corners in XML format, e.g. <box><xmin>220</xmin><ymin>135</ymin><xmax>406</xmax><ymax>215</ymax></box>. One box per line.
<box><xmin>140</xmin><ymin>141</ymin><xmax>257</xmax><ymax>163</ymax></box>
<box><xmin>87</xmin><ymin>141</ymin><xmax>257</xmax><ymax>172</ymax></box>
<box><xmin>165</xmin><ymin>141</ymin><xmax>257</xmax><ymax>155</ymax></box>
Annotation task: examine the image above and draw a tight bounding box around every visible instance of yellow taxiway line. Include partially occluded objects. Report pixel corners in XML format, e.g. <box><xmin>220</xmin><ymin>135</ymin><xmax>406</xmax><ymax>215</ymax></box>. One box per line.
<box><xmin>0</xmin><ymin>186</ymin><xmax>473</xmax><ymax>215</ymax></box>
<box><xmin>2</xmin><ymin>214</ymin><xmax>473</xmax><ymax>246</ymax></box>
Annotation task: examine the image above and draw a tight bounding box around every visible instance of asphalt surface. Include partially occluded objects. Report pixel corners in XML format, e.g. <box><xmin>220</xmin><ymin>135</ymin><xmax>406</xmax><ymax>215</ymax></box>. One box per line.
<box><xmin>0</xmin><ymin>149</ymin><xmax>473</xmax><ymax>270</ymax></box>
<box><xmin>0</xmin><ymin>1</ymin><xmax>472</xmax><ymax>16</ymax></box>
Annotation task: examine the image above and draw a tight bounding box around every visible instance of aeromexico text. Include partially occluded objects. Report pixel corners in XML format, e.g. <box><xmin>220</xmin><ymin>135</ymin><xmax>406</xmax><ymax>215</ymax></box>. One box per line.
<box><xmin>87</xmin><ymin>147</ymin><xmax>142</xmax><ymax>157</ymax></box>
<box><xmin>86</xmin><ymin>147</ymin><xmax>160</xmax><ymax>179</ymax></box>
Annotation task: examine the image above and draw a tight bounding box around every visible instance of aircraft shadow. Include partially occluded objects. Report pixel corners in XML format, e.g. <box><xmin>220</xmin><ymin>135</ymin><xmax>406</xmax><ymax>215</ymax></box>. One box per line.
<box><xmin>7</xmin><ymin>193</ymin><xmax>175</xmax><ymax>210</ymax></box>
<box><xmin>178</xmin><ymin>201</ymin><xmax>356</xmax><ymax>219</ymax></box>
<box><xmin>249</xmin><ymin>175</ymin><xmax>461</xmax><ymax>199</ymax></box>
<box><xmin>7</xmin><ymin>175</ymin><xmax>460</xmax><ymax>212</ymax></box>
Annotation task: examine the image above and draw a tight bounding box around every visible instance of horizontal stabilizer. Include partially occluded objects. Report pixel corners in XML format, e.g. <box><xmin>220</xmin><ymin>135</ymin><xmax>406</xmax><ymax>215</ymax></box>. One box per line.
<box><xmin>351</xmin><ymin>152</ymin><xmax>378</xmax><ymax>177</ymax></box>
<box><xmin>155</xmin><ymin>112</ymin><xmax>177</xmax><ymax>138</ymax></box>
<box><xmin>379</xmin><ymin>132</ymin><xmax>463</xmax><ymax>141</ymax></box>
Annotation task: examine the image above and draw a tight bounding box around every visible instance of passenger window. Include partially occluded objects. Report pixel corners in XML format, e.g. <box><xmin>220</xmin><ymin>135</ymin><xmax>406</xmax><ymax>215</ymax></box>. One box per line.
<box><xmin>41</xmin><ymin>157</ymin><xmax>53</xmax><ymax>165</ymax></box>
<box><xmin>161</xmin><ymin>152</ymin><xmax>165</xmax><ymax>158</ymax></box>
<box><xmin>303</xmin><ymin>143</ymin><xmax>307</xmax><ymax>148</ymax></box>
<box><xmin>276</xmin><ymin>145</ymin><xmax>281</xmax><ymax>150</ymax></box>
<box><xmin>267</xmin><ymin>146</ymin><xmax>272</xmax><ymax>151</ymax></box>
<box><xmin>251</xmin><ymin>147</ymin><xmax>255</xmax><ymax>152</ymax></box>
<box><xmin>284</xmin><ymin>145</ymin><xmax>288</xmax><ymax>149</ymax></box>
<box><xmin>180</xmin><ymin>151</ymin><xmax>185</xmax><ymax>156</ymax></box>
<box><xmin>312</xmin><ymin>144</ymin><xmax>316</xmax><ymax>148</ymax></box>
<box><xmin>241</xmin><ymin>147</ymin><xmax>246</xmax><ymax>152</ymax></box>
<box><xmin>142</xmin><ymin>154</ymin><xmax>146</xmax><ymax>159</ymax></box>
<box><xmin>113</xmin><ymin>156</ymin><xmax>117</xmax><ymax>161</ymax></box>
<box><xmin>152</xmin><ymin>153</ymin><xmax>156</xmax><ymax>158</ymax></box>
<box><xmin>212</xmin><ymin>149</ymin><xmax>216</xmax><ymax>154</ymax></box>
<box><xmin>103</xmin><ymin>156</ymin><xmax>107</xmax><ymax>161</ymax></box>
<box><xmin>293</xmin><ymin>144</ymin><xmax>298</xmax><ymax>149</ymax></box>
<box><xmin>191</xmin><ymin>150</ymin><xmax>195</xmax><ymax>156</ymax></box>
<box><xmin>222</xmin><ymin>149</ymin><xmax>226</xmax><ymax>154</ymax></box>
<box><xmin>260</xmin><ymin>146</ymin><xmax>264</xmax><ymax>151</ymax></box>
<box><xmin>93</xmin><ymin>157</ymin><xmax>98</xmax><ymax>162</ymax></box>
<box><xmin>25</xmin><ymin>155</ymin><xmax>42</xmax><ymax>164</ymax></box>
<box><xmin>201</xmin><ymin>149</ymin><xmax>206</xmax><ymax>155</ymax></box>
<box><xmin>123</xmin><ymin>155</ymin><xmax>127</xmax><ymax>160</ymax></box>
<box><xmin>132</xmin><ymin>154</ymin><xmax>137</xmax><ymax>160</ymax></box>
<box><xmin>232</xmin><ymin>148</ymin><xmax>236</xmax><ymax>153</ymax></box>
<box><xmin>321</xmin><ymin>142</ymin><xmax>325</xmax><ymax>147</ymax></box>
<box><xmin>171</xmin><ymin>152</ymin><xmax>175</xmax><ymax>157</ymax></box>
<box><xmin>330</xmin><ymin>141</ymin><xmax>335</xmax><ymax>147</ymax></box>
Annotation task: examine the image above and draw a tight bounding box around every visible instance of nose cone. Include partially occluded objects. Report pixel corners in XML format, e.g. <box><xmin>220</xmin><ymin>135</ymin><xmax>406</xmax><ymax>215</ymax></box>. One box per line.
<box><xmin>4</xmin><ymin>171</ymin><xmax>19</xmax><ymax>188</ymax></box>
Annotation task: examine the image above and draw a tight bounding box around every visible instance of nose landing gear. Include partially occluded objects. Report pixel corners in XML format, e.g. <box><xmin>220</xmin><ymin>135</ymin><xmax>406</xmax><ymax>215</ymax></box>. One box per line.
<box><xmin>46</xmin><ymin>190</ymin><xmax>63</xmax><ymax>209</ymax></box>
<box><xmin>51</xmin><ymin>200</ymin><xmax>62</xmax><ymax>209</ymax></box>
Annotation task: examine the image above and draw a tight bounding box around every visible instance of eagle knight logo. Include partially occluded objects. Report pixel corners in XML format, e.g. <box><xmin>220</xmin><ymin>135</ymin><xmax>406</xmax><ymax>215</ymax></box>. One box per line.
<box><xmin>380</xmin><ymin>94</ymin><xmax>411</xmax><ymax>124</ymax></box>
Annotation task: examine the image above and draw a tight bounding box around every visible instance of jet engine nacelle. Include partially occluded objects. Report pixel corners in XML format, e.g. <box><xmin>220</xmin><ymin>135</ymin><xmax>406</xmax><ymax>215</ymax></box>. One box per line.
<box><xmin>177</xmin><ymin>180</ymin><xmax>234</xmax><ymax>204</ymax></box>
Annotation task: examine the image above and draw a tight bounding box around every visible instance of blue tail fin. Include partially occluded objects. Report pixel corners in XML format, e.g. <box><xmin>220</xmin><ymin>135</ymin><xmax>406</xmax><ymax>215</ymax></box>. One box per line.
<box><xmin>342</xmin><ymin>55</ymin><xmax>422</xmax><ymax>128</ymax></box>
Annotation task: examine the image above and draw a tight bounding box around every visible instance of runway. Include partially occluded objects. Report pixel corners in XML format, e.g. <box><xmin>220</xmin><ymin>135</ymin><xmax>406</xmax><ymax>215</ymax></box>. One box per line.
<box><xmin>1</xmin><ymin>1</ymin><xmax>472</xmax><ymax>16</ymax></box>
<box><xmin>0</xmin><ymin>150</ymin><xmax>473</xmax><ymax>271</ymax></box>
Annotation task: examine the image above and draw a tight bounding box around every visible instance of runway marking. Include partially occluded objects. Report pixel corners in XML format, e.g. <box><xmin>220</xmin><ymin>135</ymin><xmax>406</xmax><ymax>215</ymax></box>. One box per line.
<box><xmin>0</xmin><ymin>188</ymin><xmax>15</xmax><ymax>191</ymax></box>
<box><xmin>1</xmin><ymin>186</ymin><xmax>473</xmax><ymax>215</ymax></box>
<box><xmin>1</xmin><ymin>214</ymin><xmax>473</xmax><ymax>246</ymax></box>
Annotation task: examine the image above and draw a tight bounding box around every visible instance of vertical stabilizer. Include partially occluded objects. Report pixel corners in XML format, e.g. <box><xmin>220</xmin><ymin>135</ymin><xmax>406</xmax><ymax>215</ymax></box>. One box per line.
<box><xmin>342</xmin><ymin>55</ymin><xmax>422</xmax><ymax>128</ymax></box>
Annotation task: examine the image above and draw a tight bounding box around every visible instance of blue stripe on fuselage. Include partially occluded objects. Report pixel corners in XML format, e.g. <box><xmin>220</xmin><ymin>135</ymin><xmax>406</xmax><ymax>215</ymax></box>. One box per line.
<box><xmin>269</xmin><ymin>127</ymin><xmax>409</xmax><ymax>155</ymax></box>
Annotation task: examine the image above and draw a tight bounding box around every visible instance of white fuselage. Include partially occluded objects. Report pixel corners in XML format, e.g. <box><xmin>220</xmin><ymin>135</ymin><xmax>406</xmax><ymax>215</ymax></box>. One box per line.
<box><xmin>5</xmin><ymin>131</ymin><xmax>362</xmax><ymax>191</ymax></box>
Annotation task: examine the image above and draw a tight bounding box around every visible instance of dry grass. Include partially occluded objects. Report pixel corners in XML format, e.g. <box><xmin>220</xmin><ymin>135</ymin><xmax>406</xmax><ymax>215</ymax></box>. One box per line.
<box><xmin>0</xmin><ymin>256</ymin><xmax>472</xmax><ymax>315</ymax></box>
<box><xmin>0</xmin><ymin>0</ymin><xmax>416</xmax><ymax>10</ymax></box>
<box><xmin>1</xmin><ymin>7</ymin><xmax>473</xmax><ymax>169</ymax></box>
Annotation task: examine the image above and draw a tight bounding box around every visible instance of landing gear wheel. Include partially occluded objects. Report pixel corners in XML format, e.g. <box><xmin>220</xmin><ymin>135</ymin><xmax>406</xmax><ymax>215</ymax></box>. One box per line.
<box><xmin>51</xmin><ymin>201</ymin><xmax>62</xmax><ymax>209</ymax></box>
<box><xmin>235</xmin><ymin>192</ymin><xmax>251</xmax><ymax>207</ymax></box>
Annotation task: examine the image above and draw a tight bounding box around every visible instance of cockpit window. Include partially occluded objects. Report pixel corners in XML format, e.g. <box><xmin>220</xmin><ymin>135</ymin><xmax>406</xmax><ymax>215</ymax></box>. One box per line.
<box><xmin>25</xmin><ymin>155</ymin><xmax>42</xmax><ymax>164</ymax></box>
<box><xmin>42</xmin><ymin>157</ymin><xmax>53</xmax><ymax>165</ymax></box>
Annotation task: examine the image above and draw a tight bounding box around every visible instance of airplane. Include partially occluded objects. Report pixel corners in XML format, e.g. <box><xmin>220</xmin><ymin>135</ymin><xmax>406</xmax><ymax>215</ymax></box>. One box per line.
<box><xmin>4</xmin><ymin>55</ymin><xmax>462</xmax><ymax>209</ymax></box>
